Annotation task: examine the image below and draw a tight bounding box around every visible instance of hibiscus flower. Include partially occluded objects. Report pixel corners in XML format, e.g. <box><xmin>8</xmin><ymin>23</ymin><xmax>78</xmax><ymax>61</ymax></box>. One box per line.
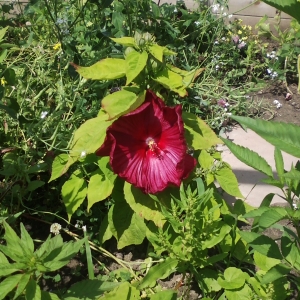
<box><xmin>96</xmin><ymin>90</ymin><xmax>196</xmax><ymax>194</ymax></box>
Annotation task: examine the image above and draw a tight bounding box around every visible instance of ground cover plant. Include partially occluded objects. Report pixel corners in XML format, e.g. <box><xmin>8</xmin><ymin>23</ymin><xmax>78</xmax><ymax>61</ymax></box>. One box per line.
<box><xmin>1</xmin><ymin>0</ymin><xmax>300</xmax><ymax>299</ymax></box>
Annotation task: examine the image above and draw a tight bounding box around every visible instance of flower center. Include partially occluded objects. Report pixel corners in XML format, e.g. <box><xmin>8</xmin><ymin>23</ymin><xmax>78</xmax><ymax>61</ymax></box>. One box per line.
<box><xmin>146</xmin><ymin>138</ymin><xmax>163</xmax><ymax>159</ymax></box>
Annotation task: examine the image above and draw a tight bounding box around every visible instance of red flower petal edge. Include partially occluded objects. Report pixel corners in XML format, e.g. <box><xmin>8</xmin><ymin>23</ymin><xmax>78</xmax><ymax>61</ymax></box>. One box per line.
<box><xmin>96</xmin><ymin>90</ymin><xmax>196</xmax><ymax>194</ymax></box>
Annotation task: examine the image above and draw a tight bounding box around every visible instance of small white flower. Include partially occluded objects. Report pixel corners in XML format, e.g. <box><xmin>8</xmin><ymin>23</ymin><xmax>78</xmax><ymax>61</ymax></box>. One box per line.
<box><xmin>212</xmin><ymin>4</ymin><xmax>220</xmax><ymax>12</ymax></box>
<box><xmin>80</xmin><ymin>151</ymin><xmax>86</xmax><ymax>158</ymax></box>
<box><xmin>273</xmin><ymin>100</ymin><xmax>279</xmax><ymax>104</ymax></box>
<box><xmin>50</xmin><ymin>223</ymin><xmax>62</xmax><ymax>235</ymax></box>
<box><xmin>221</xmin><ymin>37</ymin><xmax>226</xmax><ymax>41</ymax></box>
<box><xmin>194</xmin><ymin>21</ymin><xmax>200</xmax><ymax>26</ymax></box>
<box><xmin>223</xmin><ymin>12</ymin><xmax>227</xmax><ymax>16</ymax></box>
<box><xmin>215</xmin><ymin>65</ymin><xmax>220</xmax><ymax>70</ymax></box>
<box><xmin>228</xmin><ymin>14</ymin><xmax>233</xmax><ymax>18</ymax></box>
<box><xmin>25</xmin><ymin>21</ymin><xmax>32</xmax><ymax>26</ymax></box>
<box><xmin>82</xmin><ymin>225</ymin><xmax>87</xmax><ymax>232</ymax></box>
<box><xmin>276</xmin><ymin>103</ymin><xmax>282</xmax><ymax>108</ymax></box>
<box><xmin>40</xmin><ymin>111</ymin><xmax>48</xmax><ymax>119</ymax></box>
<box><xmin>293</xmin><ymin>203</ymin><xmax>298</xmax><ymax>210</ymax></box>
<box><xmin>267</xmin><ymin>68</ymin><xmax>272</xmax><ymax>74</ymax></box>
<box><xmin>174</xmin><ymin>8</ymin><xmax>178</xmax><ymax>13</ymax></box>
<box><xmin>226</xmin><ymin>112</ymin><xmax>232</xmax><ymax>116</ymax></box>
<box><xmin>214</xmin><ymin>40</ymin><xmax>219</xmax><ymax>45</ymax></box>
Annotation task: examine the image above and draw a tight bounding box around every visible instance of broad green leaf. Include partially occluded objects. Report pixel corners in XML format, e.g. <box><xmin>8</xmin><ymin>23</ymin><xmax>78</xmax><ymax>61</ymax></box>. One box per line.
<box><xmin>220</xmin><ymin>136</ymin><xmax>273</xmax><ymax>177</ymax></box>
<box><xmin>34</xmin><ymin>235</ymin><xmax>61</xmax><ymax>259</ymax></box>
<box><xmin>70</xmin><ymin>114</ymin><xmax>113</xmax><ymax>158</ymax></box>
<box><xmin>27</xmin><ymin>180</ymin><xmax>45</xmax><ymax>192</ymax></box>
<box><xmin>110</xmin><ymin>37</ymin><xmax>137</xmax><ymax>48</ymax></box>
<box><xmin>0</xmin><ymin>274</ymin><xmax>23</xmax><ymax>300</ymax></box>
<box><xmin>49</xmin><ymin>154</ymin><xmax>69</xmax><ymax>182</ymax></box>
<box><xmin>195</xmin><ymin>269</ymin><xmax>221</xmax><ymax>293</ymax></box>
<box><xmin>274</xmin><ymin>147</ymin><xmax>284</xmax><ymax>182</ymax></box>
<box><xmin>40</xmin><ymin>291</ymin><xmax>60</xmax><ymax>300</ymax></box>
<box><xmin>260</xmin><ymin>263</ymin><xmax>291</xmax><ymax>284</ymax></box>
<box><xmin>225</xmin><ymin>283</ymin><xmax>253</xmax><ymax>300</ymax></box>
<box><xmin>231</xmin><ymin>116</ymin><xmax>300</xmax><ymax>158</ymax></box>
<box><xmin>148</xmin><ymin>44</ymin><xmax>164</xmax><ymax>62</ymax></box>
<box><xmin>14</xmin><ymin>273</ymin><xmax>30</xmax><ymax>299</ymax></box>
<box><xmin>109</xmin><ymin>200</ymin><xmax>147</xmax><ymax>249</ymax></box>
<box><xmin>253</xmin><ymin>251</ymin><xmax>280</xmax><ymax>272</ymax></box>
<box><xmin>199</xmin><ymin>150</ymin><xmax>214</xmax><ymax>170</ymax></box>
<box><xmin>124</xmin><ymin>183</ymin><xmax>165</xmax><ymax>227</ymax></box>
<box><xmin>125</xmin><ymin>50</ymin><xmax>148</xmax><ymax>85</ymax></box>
<box><xmin>63</xmin><ymin>279</ymin><xmax>120</xmax><ymax>300</ymax></box>
<box><xmin>87</xmin><ymin>169</ymin><xmax>116</xmax><ymax>210</ymax></box>
<box><xmin>149</xmin><ymin>290</ymin><xmax>177</xmax><ymax>300</ymax></box>
<box><xmin>183</xmin><ymin>112</ymin><xmax>222</xmax><ymax>149</ymax></box>
<box><xmin>71</xmin><ymin>58</ymin><xmax>126</xmax><ymax>80</ymax></box>
<box><xmin>283</xmin><ymin>168</ymin><xmax>300</xmax><ymax>180</ymax></box>
<box><xmin>43</xmin><ymin>238</ymin><xmax>86</xmax><ymax>271</ymax></box>
<box><xmin>202</xmin><ymin>223</ymin><xmax>231</xmax><ymax>249</ymax></box>
<box><xmin>138</xmin><ymin>258</ymin><xmax>178</xmax><ymax>289</ymax></box>
<box><xmin>0</xmin><ymin>27</ymin><xmax>8</xmax><ymax>42</ymax></box>
<box><xmin>215</xmin><ymin>165</ymin><xmax>244</xmax><ymax>198</ymax></box>
<box><xmin>20</xmin><ymin>223</ymin><xmax>34</xmax><ymax>255</ymax></box>
<box><xmin>61</xmin><ymin>170</ymin><xmax>87</xmax><ymax>220</ymax></box>
<box><xmin>261</xmin><ymin>0</ymin><xmax>300</xmax><ymax>23</ymax></box>
<box><xmin>0</xmin><ymin>49</ymin><xmax>7</xmax><ymax>64</ymax></box>
<box><xmin>239</xmin><ymin>231</ymin><xmax>282</xmax><ymax>259</ymax></box>
<box><xmin>101</xmin><ymin>90</ymin><xmax>145</xmax><ymax>120</ymax></box>
<box><xmin>98</xmin><ymin>214</ymin><xmax>113</xmax><ymax>244</ymax></box>
<box><xmin>25</xmin><ymin>279</ymin><xmax>41</xmax><ymax>300</ymax></box>
<box><xmin>163</xmin><ymin>47</ymin><xmax>177</xmax><ymax>56</ymax></box>
<box><xmin>0</xmin><ymin>251</ymin><xmax>8</xmax><ymax>264</ymax></box>
<box><xmin>258</xmin><ymin>207</ymin><xmax>288</xmax><ymax>229</ymax></box>
<box><xmin>0</xmin><ymin>262</ymin><xmax>27</xmax><ymax>277</ymax></box>
<box><xmin>152</xmin><ymin>69</ymin><xmax>187</xmax><ymax>97</ymax></box>
<box><xmin>217</xmin><ymin>267</ymin><xmax>248</xmax><ymax>290</ymax></box>
<box><xmin>281</xmin><ymin>231</ymin><xmax>300</xmax><ymax>266</ymax></box>
<box><xmin>100</xmin><ymin>282</ymin><xmax>139</xmax><ymax>300</ymax></box>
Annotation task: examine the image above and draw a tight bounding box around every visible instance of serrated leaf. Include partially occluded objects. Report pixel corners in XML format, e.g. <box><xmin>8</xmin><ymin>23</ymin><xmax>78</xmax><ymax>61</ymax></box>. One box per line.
<box><xmin>258</xmin><ymin>207</ymin><xmax>288</xmax><ymax>229</ymax></box>
<box><xmin>61</xmin><ymin>170</ymin><xmax>87</xmax><ymax>221</ymax></box>
<box><xmin>124</xmin><ymin>183</ymin><xmax>165</xmax><ymax>227</ymax></box>
<box><xmin>111</xmin><ymin>37</ymin><xmax>137</xmax><ymax>48</ymax></box>
<box><xmin>125</xmin><ymin>50</ymin><xmax>148</xmax><ymax>85</ymax></box>
<box><xmin>199</xmin><ymin>150</ymin><xmax>214</xmax><ymax>170</ymax></box>
<box><xmin>101</xmin><ymin>90</ymin><xmax>145</xmax><ymax>120</ymax></box>
<box><xmin>215</xmin><ymin>165</ymin><xmax>244</xmax><ymax>198</ymax></box>
<box><xmin>20</xmin><ymin>223</ymin><xmax>34</xmax><ymax>255</ymax></box>
<box><xmin>0</xmin><ymin>262</ymin><xmax>26</xmax><ymax>277</ymax></box>
<box><xmin>260</xmin><ymin>264</ymin><xmax>291</xmax><ymax>284</ymax></box>
<box><xmin>183</xmin><ymin>112</ymin><xmax>222</xmax><ymax>149</ymax></box>
<box><xmin>283</xmin><ymin>168</ymin><xmax>300</xmax><ymax>180</ymax></box>
<box><xmin>148</xmin><ymin>44</ymin><xmax>164</xmax><ymax>62</ymax></box>
<box><xmin>253</xmin><ymin>251</ymin><xmax>280</xmax><ymax>272</ymax></box>
<box><xmin>220</xmin><ymin>136</ymin><xmax>273</xmax><ymax>177</ymax></box>
<box><xmin>0</xmin><ymin>251</ymin><xmax>8</xmax><ymax>264</ymax></box>
<box><xmin>63</xmin><ymin>279</ymin><xmax>120</xmax><ymax>300</ymax></box>
<box><xmin>49</xmin><ymin>154</ymin><xmax>69</xmax><ymax>182</ymax></box>
<box><xmin>0</xmin><ymin>274</ymin><xmax>23</xmax><ymax>300</ymax></box>
<box><xmin>138</xmin><ymin>258</ymin><xmax>178</xmax><ymax>289</ymax></box>
<box><xmin>239</xmin><ymin>231</ymin><xmax>282</xmax><ymax>259</ymax></box>
<box><xmin>231</xmin><ymin>116</ymin><xmax>300</xmax><ymax>158</ymax></box>
<box><xmin>71</xmin><ymin>58</ymin><xmax>126</xmax><ymax>80</ymax></box>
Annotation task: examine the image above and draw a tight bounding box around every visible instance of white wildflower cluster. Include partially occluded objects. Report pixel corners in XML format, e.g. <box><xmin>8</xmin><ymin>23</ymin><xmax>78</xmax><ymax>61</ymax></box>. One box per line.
<box><xmin>266</xmin><ymin>51</ymin><xmax>278</xmax><ymax>60</ymax></box>
<box><xmin>40</xmin><ymin>111</ymin><xmax>48</xmax><ymax>119</ymax></box>
<box><xmin>267</xmin><ymin>68</ymin><xmax>278</xmax><ymax>79</ymax></box>
<box><xmin>50</xmin><ymin>223</ymin><xmax>62</xmax><ymax>235</ymax></box>
<box><xmin>293</xmin><ymin>198</ymin><xmax>300</xmax><ymax>210</ymax></box>
<box><xmin>273</xmin><ymin>100</ymin><xmax>282</xmax><ymax>109</ymax></box>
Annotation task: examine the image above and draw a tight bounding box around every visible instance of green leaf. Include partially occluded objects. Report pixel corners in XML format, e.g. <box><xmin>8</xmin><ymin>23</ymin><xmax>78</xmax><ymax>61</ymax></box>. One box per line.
<box><xmin>148</xmin><ymin>44</ymin><xmax>164</xmax><ymax>62</ymax></box>
<box><xmin>0</xmin><ymin>252</ymin><xmax>8</xmax><ymax>264</ymax></box>
<box><xmin>40</xmin><ymin>291</ymin><xmax>60</xmax><ymax>300</ymax></box>
<box><xmin>202</xmin><ymin>223</ymin><xmax>231</xmax><ymax>249</ymax></box>
<box><xmin>152</xmin><ymin>69</ymin><xmax>187</xmax><ymax>97</ymax></box>
<box><xmin>183</xmin><ymin>112</ymin><xmax>222</xmax><ymax>149</ymax></box>
<box><xmin>225</xmin><ymin>283</ymin><xmax>253</xmax><ymax>300</ymax></box>
<box><xmin>20</xmin><ymin>223</ymin><xmax>34</xmax><ymax>255</ymax></box>
<box><xmin>0</xmin><ymin>262</ymin><xmax>27</xmax><ymax>277</ymax></box>
<box><xmin>199</xmin><ymin>150</ymin><xmax>214</xmax><ymax>170</ymax></box>
<box><xmin>138</xmin><ymin>258</ymin><xmax>178</xmax><ymax>289</ymax></box>
<box><xmin>14</xmin><ymin>273</ymin><xmax>30</xmax><ymax>299</ymax></box>
<box><xmin>98</xmin><ymin>214</ymin><xmax>113</xmax><ymax>244</ymax></box>
<box><xmin>260</xmin><ymin>263</ymin><xmax>291</xmax><ymax>284</ymax></box>
<box><xmin>258</xmin><ymin>207</ymin><xmax>288</xmax><ymax>229</ymax></box>
<box><xmin>61</xmin><ymin>170</ymin><xmax>87</xmax><ymax>221</ymax></box>
<box><xmin>124</xmin><ymin>183</ymin><xmax>165</xmax><ymax>227</ymax></box>
<box><xmin>27</xmin><ymin>180</ymin><xmax>45</xmax><ymax>192</ymax></box>
<box><xmin>43</xmin><ymin>238</ymin><xmax>86</xmax><ymax>271</ymax></box>
<box><xmin>110</xmin><ymin>37</ymin><xmax>137</xmax><ymax>48</ymax></box>
<box><xmin>281</xmin><ymin>231</ymin><xmax>300</xmax><ymax>266</ymax></box>
<box><xmin>283</xmin><ymin>168</ymin><xmax>300</xmax><ymax>180</ymax></box>
<box><xmin>100</xmin><ymin>282</ymin><xmax>139</xmax><ymax>300</ymax></box>
<box><xmin>125</xmin><ymin>50</ymin><xmax>148</xmax><ymax>85</ymax></box>
<box><xmin>217</xmin><ymin>267</ymin><xmax>248</xmax><ymax>290</ymax></box>
<box><xmin>274</xmin><ymin>147</ymin><xmax>284</xmax><ymax>182</ymax></box>
<box><xmin>261</xmin><ymin>0</ymin><xmax>300</xmax><ymax>23</ymax></box>
<box><xmin>0</xmin><ymin>274</ymin><xmax>23</xmax><ymax>300</ymax></box>
<box><xmin>101</xmin><ymin>90</ymin><xmax>145</xmax><ymax>120</ymax></box>
<box><xmin>149</xmin><ymin>290</ymin><xmax>177</xmax><ymax>300</ymax></box>
<box><xmin>0</xmin><ymin>49</ymin><xmax>7</xmax><ymax>64</ymax></box>
<box><xmin>239</xmin><ymin>231</ymin><xmax>282</xmax><ymax>259</ymax></box>
<box><xmin>0</xmin><ymin>27</ymin><xmax>8</xmax><ymax>42</ymax></box>
<box><xmin>63</xmin><ymin>279</ymin><xmax>120</xmax><ymax>300</ymax></box>
<box><xmin>71</xmin><ymin>58</ymin><xmax>126</xmax><ymax>80</ymax></box>
<box><xmin>25</xmin><ymin>279</ymin><xmax>41</xmax><ymax>300</ymax></box>
<box><xmin>87</xmin><ymin>169</ymin><xmax>116</xmax><ymax>210</ymax></box>
<box><xmin>215</xmin><ymin>165</ymin><xmax>244</xmax><ymax>198</ymax></box>
<box><xmin>109</xmin><ymin>199</ymin><xmax>147</xmax><ymax>249</ymax></box>
<box><xmin>220</xmin><ymin>136</ymin><xmax>273</xmax><ymax>177</ymax></box>
<box><xmin>231</xmin><ymin>116</ymin><xmax>300</xmax><ymax>158</ymax></box>
<box><xmin>49</xmin><ymin>154</ymin><xmax>69</xmax><ymax>182</ymax></box>
<box><xmin>253</xmin><ymin>251</ymin><xmax>281</xmax><ymax>272</ymax></box>
<box><xmin>69</xmin><ymin>114</ymin><xmax>113</xmax><ymax>159</ymax></box>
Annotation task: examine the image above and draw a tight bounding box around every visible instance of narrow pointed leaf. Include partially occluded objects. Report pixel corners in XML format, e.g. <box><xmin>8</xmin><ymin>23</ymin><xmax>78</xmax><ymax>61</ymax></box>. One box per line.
<box><xmin>220</xmin><ymin>136</ymin><xmax>273</xmax><ymax>177</ymax></box>
<box><xmin>71</xmin><ymin>58</ymin><xmax>126</xmax><ymax>80</ymax></box>
<box><xmin>0</xmin><ymin>262</ymin><xmax>27</xmax><ymax>277</ymax></box>
<box><xmin>20</xmin><ymin>223</ymin><xmax>34</xmax><ymax>254</ymax></box>
<box><xmin>0</xmin><ymin>274</ymin><xmax>23</xmax><ymax>300</ymax></box>
<box><xmin>231</xmin><ymin>115</ymin><xmax>300</xmax><ymax>158</ymax></box>
<box><xmin>274</xmin><ymin>147</ymin><xmax>284</xmax><ymax>181</ymax></box>
<box><xmin>25</xmin><ymin>279</ymin><xmax>41</xmax><ymax>300</ymax></box>
<box><xmin>14</xmin><ymin>273</ymin><xmax>30</xmax><ymax>299</ymax></box>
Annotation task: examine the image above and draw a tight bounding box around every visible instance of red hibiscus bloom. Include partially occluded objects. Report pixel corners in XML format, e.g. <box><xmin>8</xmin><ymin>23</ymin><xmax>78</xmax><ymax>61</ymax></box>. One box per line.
<box><xmin>96</xmin><ymin>90</ymin><xmax>196</xmax><ymax>194</ymax></box>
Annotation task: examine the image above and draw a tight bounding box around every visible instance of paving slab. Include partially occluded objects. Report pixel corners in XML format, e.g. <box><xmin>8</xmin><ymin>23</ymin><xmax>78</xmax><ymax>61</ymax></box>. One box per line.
<box><xmin>219</xmin><ymin>126</ymin><xmax>299</xmax><ymax>207</ymax></box>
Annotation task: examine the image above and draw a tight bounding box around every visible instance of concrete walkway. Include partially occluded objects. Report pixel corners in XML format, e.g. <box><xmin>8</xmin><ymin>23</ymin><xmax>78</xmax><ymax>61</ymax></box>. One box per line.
<box><xmin>220</xmin><ymin>126</ymin><xmax>299</xmax><ymax>207</ymax></box>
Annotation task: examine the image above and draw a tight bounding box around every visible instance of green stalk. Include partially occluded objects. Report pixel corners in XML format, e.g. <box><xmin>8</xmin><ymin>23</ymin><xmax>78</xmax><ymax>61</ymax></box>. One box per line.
<box><xmin>83</xmin><ymin>226</ymin><xmax>95</xmax><ymax>279</ymax></box>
